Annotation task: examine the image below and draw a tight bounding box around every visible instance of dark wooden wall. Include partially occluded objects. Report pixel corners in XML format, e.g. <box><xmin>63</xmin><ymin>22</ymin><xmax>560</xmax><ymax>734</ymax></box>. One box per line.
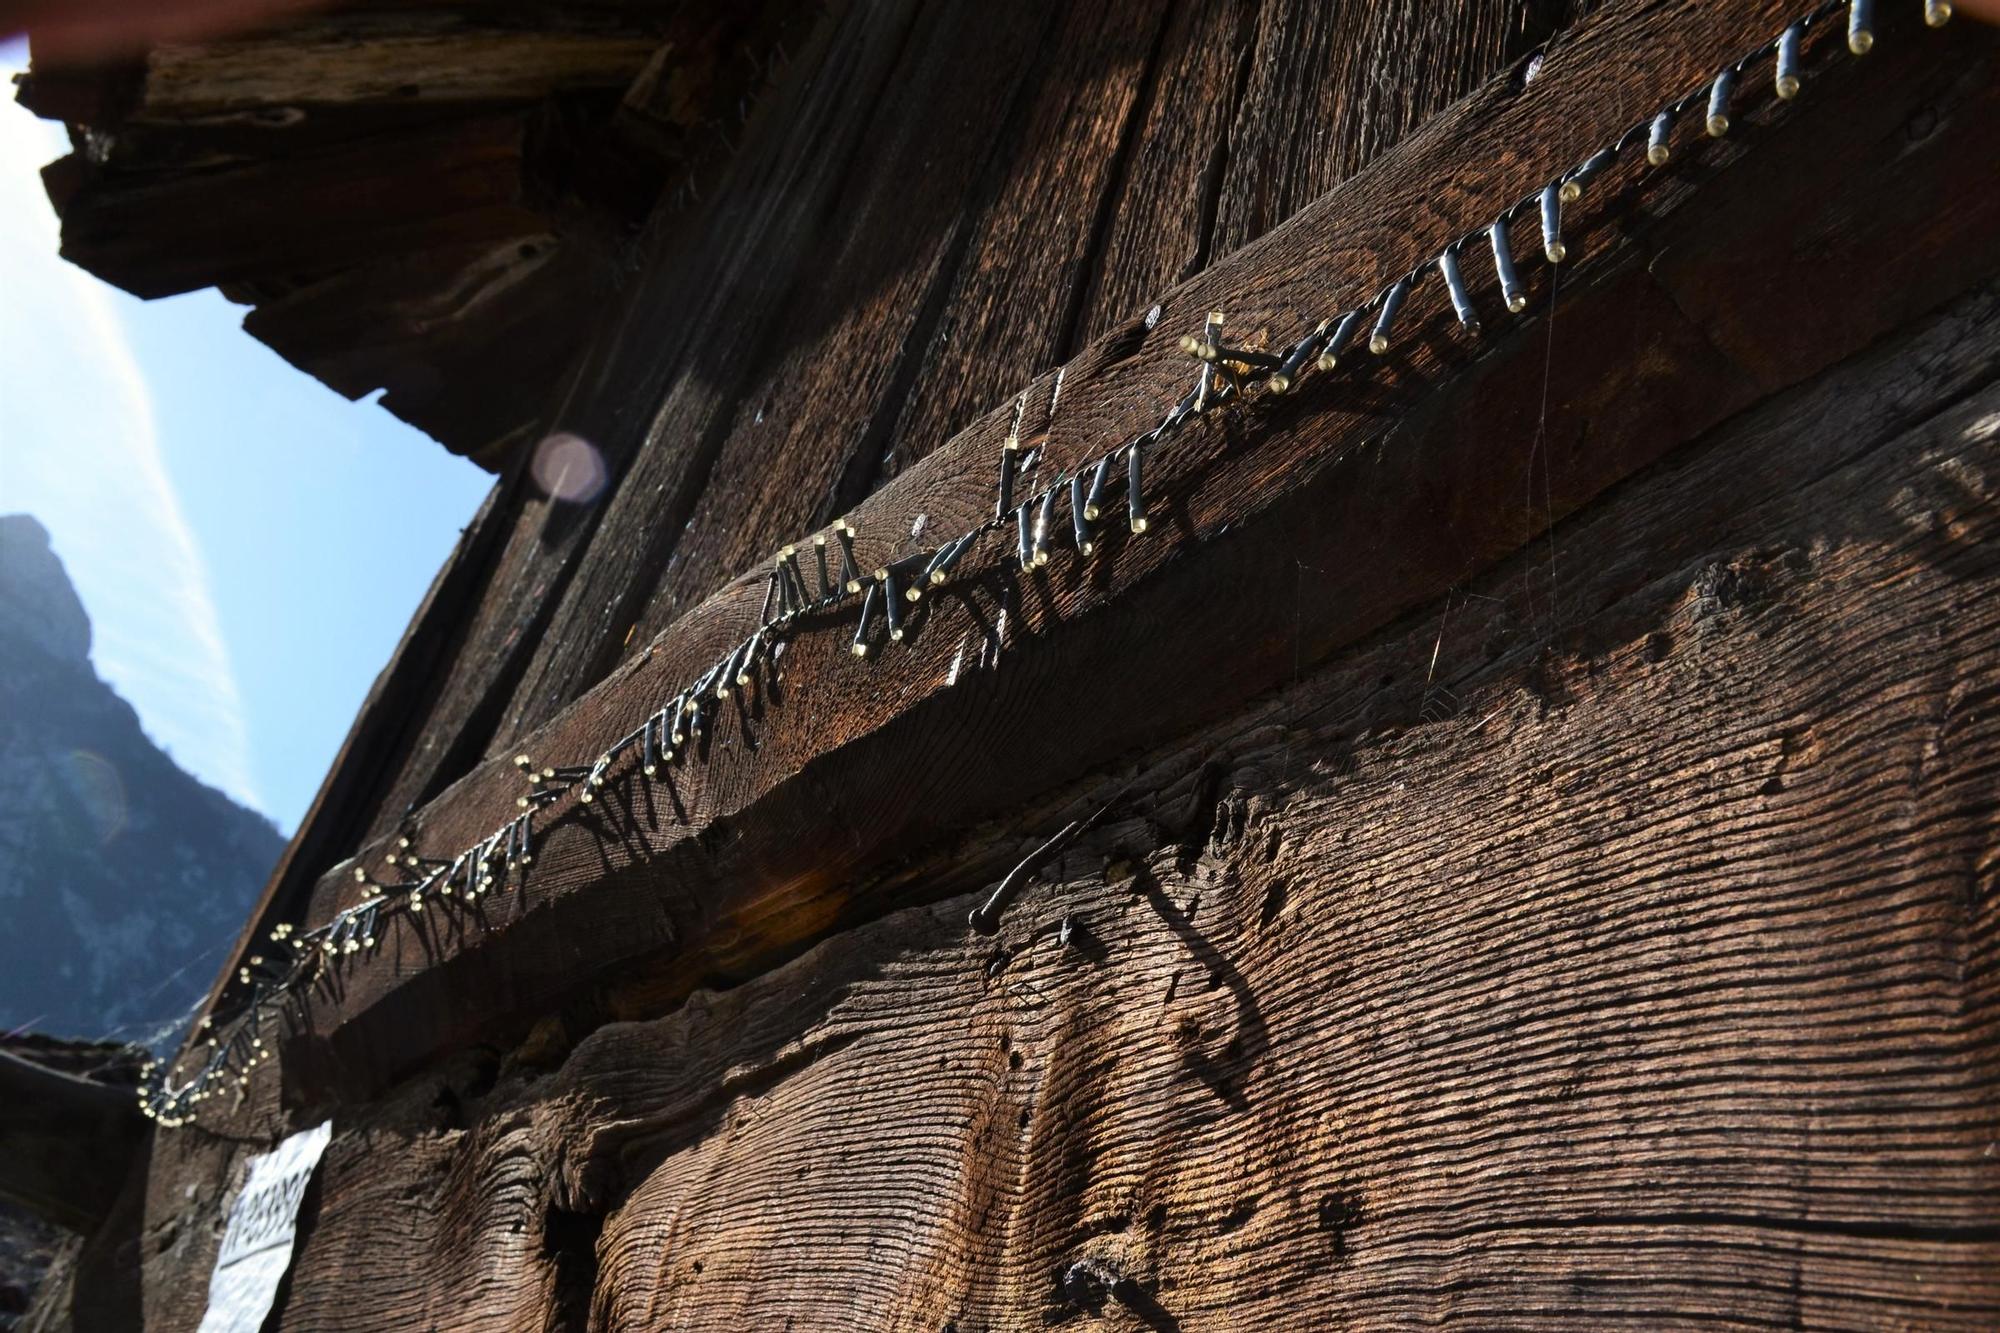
<box><xmin>259</xmin><ymin>0</ymin><xmax>1589</xmax><ymax>905</ymax></box>
<box><xmin>26</xmin><ymin>1</ymin><xmax>2000</xmax><ymax>1329</ymax></box>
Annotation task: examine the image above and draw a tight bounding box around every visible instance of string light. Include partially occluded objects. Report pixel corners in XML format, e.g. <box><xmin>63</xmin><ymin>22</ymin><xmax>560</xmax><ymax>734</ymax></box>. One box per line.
<box><xmin>929</xmin><ymin>534</ymin><xmax>972</xmax><ymax>586</ymax></box>
<box><xmin>881</xmin><ymin>569</ymin><xmax>905</xmax><ymax>641</ymax></box>
<box><xmin>1070</xmin><ymin>473</ymin><xmax>1095</xmax><ymax>556</ymax></box>
<box><xmin>1439</xmin><ymin>245</ymin><xmax>1482</xmax><ymax>334</ymax></box>
<box><xmin>851</xmin><ymin>581</ymin><xmax>877</xmax><ymax>657</ymax></box>
<box><xmin>1490</xmin><ymin>214</ymin><xmax>1528</xmax><ymax>312</ymax></box>
<box><xmin>1776</xmin><ymin>23</ymin><xmax>1804</xmax><ymax>97</ymax></box>
<box><xmin>1127</xmin><ymin>444</ymin><xmax>1147</xmax><ymax>534</ymax></box>
<box><xmin>1082</xmin><ymin>456</ymin><xmax>1111</xmax><ymax>520</ymax></box>
<box><xmin>1315</xmin><ymin>310</ymin><xmax>1364</xmax><ymax>370</ymax></box>
<box><xmin>1538</xmin><ymin>184</ymin><xmax>1566</xmax><ymax>263</ymax></box>
<box><xmin>1560</xmin><ymin>146</ymin><xmax>1615</xmax><ymax>203</ymax></box>
<box><xmin>1369</xmin><ymin>274</ymin><xmax>1411</xmax><ymax>353</ymax></box>
<box><xmin>1647</xmin><ymin>109</ymin><xmax>1674</xmax><ymax>165</ymax></box>
<box><xmin>1706</xmin><ymin>66</ymin><xmax>1736</xmax><ymax>136</ymax></box>
<box><xmin>1032</xmin><ymin>487</ymin><xmax>1058</xmax><ymax>567</ymax></box>
<box><xmin>835</xmin><ymin>522</ymin><xmax>864</xmax><ymax>593</ymax></box>
<box><xmin>813</xmin><ymin>535</ymin><xmax>835</xmax><ymax>599</ymax></box>
<box><xmin>1267</xmin><ymin>319</ymin><xmax>1326</xmax><ymax>392</ymax></box>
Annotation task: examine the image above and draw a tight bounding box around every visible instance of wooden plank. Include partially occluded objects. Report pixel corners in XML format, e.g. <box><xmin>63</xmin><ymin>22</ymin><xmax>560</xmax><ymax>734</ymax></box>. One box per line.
<box><xmin>573</xmin><ymin>399</ymin><xmax>2000</xmax><ymax>1330</ymax></box>
<box><xmin>136</xmin><ymin>21</ymin><xmax>666</xmax><ymax>119</ymax></box>
<box><xmin>330</xmin><ymin>0</ymin><xmax>904</xmax><ymax>843</ymax></box>
<box><xmin>1205</xmin><ymin>0</ymin><xmax>1593</xmax><ymax>260</ymax></box>
<box><xmin>486</xmin><ymin>0</ymin><xmax>1061</xmax><ymax>740</ymax></box>
<box><xmin>587</xmin><ymin>361</ymin><xmax>2000</xmax><ymax>1324</ymax></box>
<box><xmin>226</xmin><ymin>6</ymin><xmax>2000</xmax><ymax>1100</ymax></box>
<box><xmin>1064</xmin><ymin>0</ymin><xmax>1259</xmax><ymax>345</ymax></box>
<box><xmin>1070</xmin><ymin>0</ymin><xmax>1600</xmax><ymax>346</ymax></box>
<box><xmin>855</xmin><ymin>0</ymin><xmax>1179</xmax><ymax>487</ymax></box>
<box><xmin>52</xmin><ymin>112</ymin><xmax>547</xmax><ymax>298</ymax></box>
<box><xmin>150</xmin><ymin>276</ymin><xmax>2000</xmax><ymax>1330</ymax></box>
<box><xmin>241</xmin><ymin>238</ymin><xmax>562</xmax><ymax>402</ymax></box>
<box><xmin>238</xmin><ymin>236</ymin><xmax>606</xmax><ymax>469</ymax></box>
<box><xmin>495</xmin><ymin>0</ymin><xmax>1612</xmax><ymax>754</ymax></box>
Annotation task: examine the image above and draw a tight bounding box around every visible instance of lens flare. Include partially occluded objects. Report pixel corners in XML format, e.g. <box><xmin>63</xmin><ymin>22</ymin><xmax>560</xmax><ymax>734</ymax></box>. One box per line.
<box><xmin>530</xmin><ymin>433</ymin><xmax>608</xmax><ymax>504</ymax></box>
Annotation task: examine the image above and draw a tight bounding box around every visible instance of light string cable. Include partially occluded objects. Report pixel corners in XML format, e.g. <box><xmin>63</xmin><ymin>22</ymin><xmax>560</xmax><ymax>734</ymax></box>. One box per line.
<box><xmin>141</xmin><ymin>0</ymin><xmax>1945</xmax><ymax>1126</ymax></box>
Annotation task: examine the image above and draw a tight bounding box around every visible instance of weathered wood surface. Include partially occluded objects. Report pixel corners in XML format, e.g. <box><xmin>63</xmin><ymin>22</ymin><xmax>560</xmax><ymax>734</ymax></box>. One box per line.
<box><xmin>27</xmin><ymin>1</ymin><xmax>2000</xmax><ymax>1327</ymax></box>
<box><xmin>135</xmin><ymin>20</ymin><xmax>665</xmax><ymax>117</ymax></box>
<box><xmin>51</xmin><ymin>112</ymin><xmax>549</xmax><ymax>299</ymax></box>
<box><xmin>77</xmin><ymin>270</ymin><xmax>2000</xmax><ymax>1331</ymax></box>
<box><xmin>497</xmin><ymin>0</ymin><xmax>1590</xmax><ymax>735</ymax></box>
<box><xmin>226</xmin><ymin>0</ymin><xmax>1578</xmax><ymax>969</ymax></box>
<box><xmin>183</xmin><ymin>0</ymin><xmax>1611</xmax><ymax>1053</ymax></box>
<box><xmin>18</xmin><ymin>0</ymin><xmax>814</xmax><ymax>468</ymax></box>
<box><xmin>562</xmin><ymin>283</ymin><xmax>2000</xmax><ymax>1328</ymax></box>
<box><xmin>247</xmin><ymin>5</ymin><xmax>2000</xmax><ymax>1099</ymax></box>
<box><xmin>176</xmin><ymin>0</ymin><xmax>876</xmax><ymax>992</ymax></box>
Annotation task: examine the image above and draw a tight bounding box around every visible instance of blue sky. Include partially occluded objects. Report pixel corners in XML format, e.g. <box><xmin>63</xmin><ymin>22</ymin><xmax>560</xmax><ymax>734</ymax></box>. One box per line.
<box><xmin>2</xmin><ymin>37</ymin><xmax>493</xmax><ymax>834</ymax></box>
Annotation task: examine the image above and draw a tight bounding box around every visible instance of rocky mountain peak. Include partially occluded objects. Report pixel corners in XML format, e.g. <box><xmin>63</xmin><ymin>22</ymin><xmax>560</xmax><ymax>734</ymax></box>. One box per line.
<box><xmin>0</xmin><ymin>515</ymin><xmax>90</xmax><ymax>667</ymax></box>
<box><xmin>0</xmin><ymin>513</ymin><xmax>281</xmax><ymax>1044</ymax></box>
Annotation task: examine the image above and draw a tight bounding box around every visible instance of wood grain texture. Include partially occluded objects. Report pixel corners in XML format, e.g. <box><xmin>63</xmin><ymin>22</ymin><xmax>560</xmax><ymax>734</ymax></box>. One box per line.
<box><xmin>40</xmin><ymin>4</ymin><xmax>2000</xmax><ymax>1327</ymax></box>
<box><xmin>490</xmin><ymin>0</ymin><xmax>1065</xmax><ymax>735</ymax></box>
<box><xmin>244</xmin><ymin>5</ymin><xmax>2000</xmax><ymax>1101</ymax></box>
<box><xmin>861</xmin><ymin>0</ymin><xmax>1177</xmax><ymax>486</ymax></box>
<box><xmin>199</xmin><ymin>0</ymin><xmax>1622</xmax><ymax>975</ymax></box>
<box><xmin>521</xmin><ymin>0</ymin><xmax>1599</xmax><ymax>732</ymax></box>
<box><xmin>267</xmin><ymin>0</ymin><xmax>879</xmax><ymax>843</ymax></box>
<box><xmin>100</xmin><ymin>270</ymin><xmax>2000</xmax><ymax>1332</ymax></box>
<box><xmin>136</xmin><ymin>22</ymin><xmax>666</xmax><ymax>117</ymax></box>
<box><xmin>1206</xmin><ymin>0</ymin><xmax>1580</xmax><ymax>261</ymax></box>
<box><xmin>461</xmin><ymin>0</ymin><xmax>1760</xmax><ymax>799</ymax></box>
<box><xmin>350</xmin><ymin>0</ymin><xmax>906</xmax><ymax>831</ymax></box>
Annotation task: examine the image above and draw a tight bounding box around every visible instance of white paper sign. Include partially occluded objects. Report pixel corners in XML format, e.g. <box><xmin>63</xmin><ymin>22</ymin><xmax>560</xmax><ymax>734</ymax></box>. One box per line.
<box><xmin>197</xmin><ymin>1121</ymin><xmax>333</xmax><ymax>1333</ymax></box>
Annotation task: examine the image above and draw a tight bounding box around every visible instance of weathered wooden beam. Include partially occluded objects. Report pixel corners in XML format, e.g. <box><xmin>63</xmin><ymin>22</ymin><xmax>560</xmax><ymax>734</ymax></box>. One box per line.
<box><xmin>240</xmin><ymin>235</ymin><xmax>612</xmax><ymax>468</ymax></box>
<box><xmin>491</xmin><ymin>0</ymin><xmax>1074</xmax><ymax>733</ymax></box>
<box><xmin>173</xmin><ymin>0</ymin><xmax>896</xmax><ymax>1068</ymax></box>
<box><xmin>49</xmin><ymin>112</ymin><xmax>548</xmax><ymax>298</ymax></box>
<box><xmin>132</xmin><ymin>19</ymin><xmax>666</xmax><ymax>120</ymax></box>
<box><xmin>0</xmin><ymin>1048</ymin><xmax>143</xmax><ymax>1233</ymax></box>
<box><xmin>237</xmin><ymin>235</ymin><xmax>557</xmax><ymax>399</ymax></box>
<box><xmin>159</xmin><ymin>6</ymin><xmax>1992</xmax><ymax>1113</ymax></box>
<box><xmin>225</xmin><ymin>2</ymin><xmax>2000</xmax><ymax>1106</ymax></box>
